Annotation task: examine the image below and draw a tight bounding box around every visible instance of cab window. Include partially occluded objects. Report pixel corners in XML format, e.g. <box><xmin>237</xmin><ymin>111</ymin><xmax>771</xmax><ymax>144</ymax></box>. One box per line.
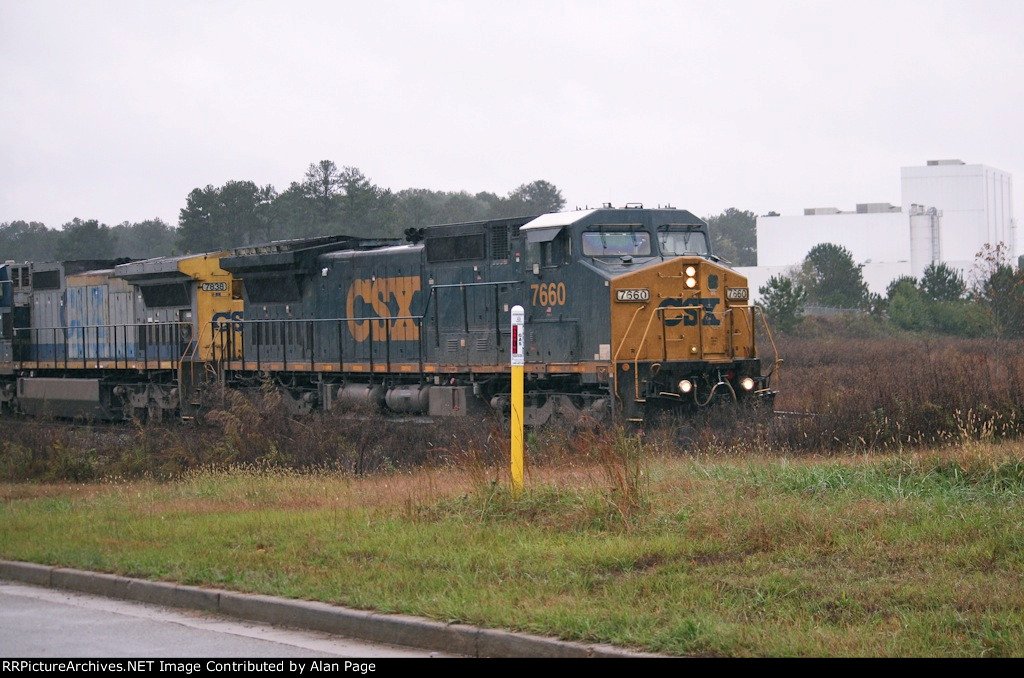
<box><xmin>581</xmin><ymin>231</ymin><xmax>651</xmax><ymax>257</ymax></box>
<box><xmin>657</xmin><ymin>227</ymin><xmax>710</xmax><ymax>256</ymax></box>
<box><xmin>585</xmin><ymin>231</ymin><xmax>647</xmax><ymax>258</ymax></box>
<box><xmin>526</xmin><ymin>231</ymin><xmax>571</xmax><ymax>268</ymax></box>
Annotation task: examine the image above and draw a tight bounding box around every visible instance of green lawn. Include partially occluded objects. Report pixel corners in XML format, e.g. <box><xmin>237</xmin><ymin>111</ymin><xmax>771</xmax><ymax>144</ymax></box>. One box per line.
<box><xmin>2</xmin><ymin>441</ymin><xmax>1023</xmax><ymax>657</ymax></box>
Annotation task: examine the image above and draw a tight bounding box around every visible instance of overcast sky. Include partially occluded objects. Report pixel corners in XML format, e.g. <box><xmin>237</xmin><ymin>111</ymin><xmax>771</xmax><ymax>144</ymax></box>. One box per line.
<box><xmin>1</xmin><ymin>0</ymin><xmax>1021</xmax><ymax>229</ymax></box>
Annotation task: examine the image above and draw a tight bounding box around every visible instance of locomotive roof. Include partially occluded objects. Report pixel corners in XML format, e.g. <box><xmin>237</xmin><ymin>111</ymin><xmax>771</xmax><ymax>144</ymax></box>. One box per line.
<box><xmin>221</xmin><ymin>233</ymin><xmax>401</xmax><ymax>274</ymax></box>
<box><xmin>115</xmin><ymin>252</ymin><xmax>226</xmax><ymax>280</ymax></box>
<box><xmin>66</xmin><ymin>268</ymin><xmax>117</xmax><ymax>278</ymax></box>
<box><xmin>320</xmin><ymin>243</ymin><xmax>421</xmax><ymax>261</ymax></box>
<box><xmin>227</xmin><ymin>233</ymin><xmax>395</xmax><ymax>257</ymax></box>
<box><xmin>30</xmin><ymin>259</ymin><xmax>134</xmax><ymax>276</ymax></box>
<box><xmin>520</xmin><ymin>209</ymin><xmax>600</xmax><ymax>230</ymax></box>
<box><xmin>520</xmin><ymin>207</ymin><xmax>705</xmax><ymax>232</ymax></box>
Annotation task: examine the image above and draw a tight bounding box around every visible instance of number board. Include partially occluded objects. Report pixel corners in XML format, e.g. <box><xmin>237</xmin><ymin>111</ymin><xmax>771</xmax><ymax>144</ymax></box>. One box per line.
<box><xmin>201</xmin><ymin>282</ymin><xmax>228</xmax><ymax>292</ymax></box>
<box><xmin>615</xmin><ymin>289</ymin><xmax>650</xmax><ymax>302</ymax></box>
<box><xmin>725</xmin><ymin>287</ymin><xmax>749</xmax><ymax>301</ymax></box>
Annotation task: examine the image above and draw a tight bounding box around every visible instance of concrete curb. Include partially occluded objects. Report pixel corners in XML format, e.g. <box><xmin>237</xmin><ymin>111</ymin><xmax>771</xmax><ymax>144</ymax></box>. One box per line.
<box><xmin>0</xmin><ymin>560</ymin><xmax>660</xmax><ymax>658</ymax></box>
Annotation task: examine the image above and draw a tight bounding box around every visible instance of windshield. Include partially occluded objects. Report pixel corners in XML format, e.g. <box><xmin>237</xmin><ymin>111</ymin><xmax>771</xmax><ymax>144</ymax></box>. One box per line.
<box><xmin>658</xmin><ymin>228</ymin><xmax>710</xmax><ymax>256</ymax></box>
<box><xmin>581</xmin><ymin>231</ymin><xmax>651</xmax><ymax>257</ymax></box>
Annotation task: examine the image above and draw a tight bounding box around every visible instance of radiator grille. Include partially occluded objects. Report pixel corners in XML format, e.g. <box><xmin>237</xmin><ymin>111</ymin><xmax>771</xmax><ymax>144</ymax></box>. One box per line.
<box><xmin>491</xmin><ymin>225</ymin><xmax>509</xmax><ymax>260</ymax></box>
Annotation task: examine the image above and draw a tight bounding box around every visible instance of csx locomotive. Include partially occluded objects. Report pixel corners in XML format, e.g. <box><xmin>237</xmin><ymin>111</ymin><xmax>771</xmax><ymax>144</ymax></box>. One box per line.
<box><xmin>0</xmin><ymin>207</ymin><xmax>777</xmax><ymax>423</ymax></box>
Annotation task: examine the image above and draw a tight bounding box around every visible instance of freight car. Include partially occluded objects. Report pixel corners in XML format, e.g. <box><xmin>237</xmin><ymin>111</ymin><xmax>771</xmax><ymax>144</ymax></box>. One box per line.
<box><xmin>0</xmin><ymin>207</ymin><xmax>778</xmax><ymax>423</ymax></box>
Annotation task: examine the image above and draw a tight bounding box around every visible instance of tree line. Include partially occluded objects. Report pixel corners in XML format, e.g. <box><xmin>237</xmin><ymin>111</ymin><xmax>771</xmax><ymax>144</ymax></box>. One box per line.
<box><xmin>0</xmin><ymin>162</ymin><xmax>566</xmax><ymax>261</ymax></box>
<box><xmin>175</xmin><ymin>162</ymin><xmax>569</xmax><ymax>252</ymax></box>
<box><xmin>0</xmin><ymin>218</ymin><xmax>178</xmax><ymax>263</ymax></box>
<box><xmin>758</xmin><ymin>242</ymin><xmax>1024</xmax><ymax>338</ymax></box>
<box><xmin>1</xmin><ymin>161</ymin><xmax>761</xmax><ymax>264</ymax></box>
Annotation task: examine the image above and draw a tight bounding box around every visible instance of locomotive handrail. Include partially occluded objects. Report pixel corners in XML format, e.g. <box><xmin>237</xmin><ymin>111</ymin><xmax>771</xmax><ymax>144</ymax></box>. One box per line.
<box><xmin>420</xmin><ymin>280</ymin><xmax>523</xmax><ymax>349</ymax></box>
<box><xmin>658</xmin><ymin>304</ymin><xmax>753</xmax><ymax>357</ymax></box>
<box><xmin>214</xmin><ymin>316</ymin><xmax>425</xmax><ymax>376</ymax></box>
<box><xmin>426</xmin><ymin>280</ymin><xmax>523</xmax><ymax>289</ymax></box>
<box><xmin>186</xmin><ymin>321</ymin><xmax>207</xmax><ymax>362</ymax></box>
<box><xmin>732</xmin><ymin>305</ymin><xmax>757</xmax><ymax>360</ymax></box>
<box><xmin>629</xmin><ymin>300</ymin><xmax>717</xmax><ymax>378</ymax></box>
<box><xmin>631</xmin><ymin>305</ymin><xmax>664</xmax><ymax>399</ymax></box>
<box><xmin>180</xmin><ymin>321</ymin><xmax>209</xmax><ymax>405</ymax></box>
<box><xmin>611</xmin><ymin>304</ymin><xmax>646</xmax><ymax>364</ymax></box>
<box><xmin>213</xmin><ymin>284</ymin><xmax>523</xmax><ymax>375</ymax></box>
<box><xmin>627</xmin><ymin>302</ymin><xmax>747</xmax><ymax>401</ymax></box>
<box><xmin>753</xmin><ymin>305</ymin><xmax>781</xmax><ymax>387</ymax></box>
<box><xmin>610</xmin><ymin>303</ymin><xmax>647</xmax><ymax>416</ymax></box>
<box><xmin>12</xmin><ymin>322</ymin><xmax>192</xmax><ymax>371</ymax></box>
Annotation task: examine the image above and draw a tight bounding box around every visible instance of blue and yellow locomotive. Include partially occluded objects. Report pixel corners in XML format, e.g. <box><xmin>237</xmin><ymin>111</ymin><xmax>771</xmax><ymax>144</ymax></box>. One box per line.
<box><xmin>1</xmin><ymin>207</ymin><xmax>777</xmax><ymax>422</ymax></box>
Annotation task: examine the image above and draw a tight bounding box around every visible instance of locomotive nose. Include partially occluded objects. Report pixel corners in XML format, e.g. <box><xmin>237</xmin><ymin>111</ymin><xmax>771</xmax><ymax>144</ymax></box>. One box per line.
<box><xmin>610</xmin><ymin>258</ymin><xmax>734</xmax><ymax>364</ymax></box>
<box><xmin>608</xmin><ymin>256</ymin><xmax>766</xmax><ymax>418</ymax></box>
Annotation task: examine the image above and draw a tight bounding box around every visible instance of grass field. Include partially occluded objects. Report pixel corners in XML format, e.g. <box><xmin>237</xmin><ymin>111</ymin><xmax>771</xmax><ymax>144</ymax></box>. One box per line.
<box><xmin>3</xmin><ymin>333</ymin><xmax>1024</xmax><ymax>655</ymax></box>
<box><xmin>3</xmin><ymin>434</ymin><xmax>1023</xmax><ymax>657</ymax></box>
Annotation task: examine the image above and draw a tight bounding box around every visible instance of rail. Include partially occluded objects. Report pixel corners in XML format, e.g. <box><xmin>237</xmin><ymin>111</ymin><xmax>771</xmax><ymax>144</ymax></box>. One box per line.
<box><xmin>10</xmin><ymin>322</ymin><xmax>193</xmax><ymax>371</ymax></box>
<box><xmin>420</xmin><ymin>280</ymin><xmax>522</xmax><ymax>348</ymax></box>
<box><xmin>211</xmin><ymin>279</ymin><xmax>524</xmax><ymax>374</ymax></box>
<box><xmin>617</xmin><ymin>302</ymin><xmax>756</xmax><ymax>401</ymax></box>
<box><xmin>753</xmin><ymin>305</ymin><xmax>781</xmax><ymax>387</ymax></box>
<box><xmin>611</xmin><ymin>304</ymin><xmax>646</xmax><ymax>364</ymax></box>
<box><xmin>184</xmin><ymin>316</ymin><xmax>208</xmax><ymax>363</ymax></box>
<box><xmin>212</xmin><ymin>316</ymin><xmax>425</xmax><ymax>375</ymax></box>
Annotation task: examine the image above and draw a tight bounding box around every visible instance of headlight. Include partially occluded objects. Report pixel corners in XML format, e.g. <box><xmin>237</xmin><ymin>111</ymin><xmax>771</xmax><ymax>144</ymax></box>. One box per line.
<box><xmin>678</xmin><ymin>379</ymin><xmax>693</xmax><ymax>394</ymax></box>
<box><xmin>685</xmin><ymin>265</ymin><xmax>697</xmax><ymax>277</ymax></box>
<box><xmin>741</xmin><ymin>377</ymin><xmax>755</xmax><ymax>391</ymax></box>
<box><xmin>685</xmin><ymin>277</ymin><xmax>697</xmax><ymax>288</ymax></box>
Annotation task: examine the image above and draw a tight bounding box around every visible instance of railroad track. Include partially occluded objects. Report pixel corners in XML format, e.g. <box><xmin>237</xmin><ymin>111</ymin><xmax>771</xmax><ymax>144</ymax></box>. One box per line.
<box><xmin>2</xmin><ymin>408</ymin><xmax>818</xmax><ymax>431</ymax></box>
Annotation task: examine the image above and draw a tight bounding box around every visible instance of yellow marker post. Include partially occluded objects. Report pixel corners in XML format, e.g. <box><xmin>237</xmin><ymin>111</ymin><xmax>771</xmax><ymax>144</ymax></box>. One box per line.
<box><xmin>510</xmin><ymin>305</ymin><xmax>525</xmax><ymax>497</ymax></box>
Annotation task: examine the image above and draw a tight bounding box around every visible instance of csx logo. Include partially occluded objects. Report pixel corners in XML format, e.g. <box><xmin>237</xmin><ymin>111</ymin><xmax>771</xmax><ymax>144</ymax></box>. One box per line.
<box><xmin>345</xmin><ymin>276</ymin><xmax>421</xmax><ymax>342</ymax></box>
<box><xmin>212</xmin><ymin>310</ymin><xmax>244</xmax><ymax>332</ymax></box>
<box><xmin>658</xmin><ymin>298</ymin><xmax>721</xmax><ymax>326</ymax></box>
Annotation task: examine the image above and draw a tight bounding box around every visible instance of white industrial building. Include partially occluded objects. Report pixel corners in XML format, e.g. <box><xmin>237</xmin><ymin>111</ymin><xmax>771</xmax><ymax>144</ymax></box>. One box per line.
<box><xmin>739</xmin><ymin>160</ymin><xmax>1017</xmax><ymax>302</ymax></box>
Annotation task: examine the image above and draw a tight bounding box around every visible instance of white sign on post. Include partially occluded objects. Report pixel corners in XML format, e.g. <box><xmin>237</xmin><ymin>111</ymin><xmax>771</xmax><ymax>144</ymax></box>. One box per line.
<box><xmin>511</xmin><ymin>305</ymin><xmax>525</xmax><ymax>367</ymax></box>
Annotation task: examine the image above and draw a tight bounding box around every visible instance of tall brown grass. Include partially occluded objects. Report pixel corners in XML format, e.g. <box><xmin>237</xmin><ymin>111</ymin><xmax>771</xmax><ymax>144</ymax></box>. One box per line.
<box><xmin>3</xmin><ymin>334</ymin><xmax>1023</xmax><ymax>480</ymax></box>
<box><xmin>618</xmin><ymin>333</ymin><xmax>1024</xmax><ymax>456</ymax></box>
<box><xmin>771</xmin><ymin>335</ymin><xmax>1024</xmax><ymax>451</ymax></box>
<box><xmin>0</xmin><ymin>386</ymin><xmax>494</xmax><ymax>481</ymax></box>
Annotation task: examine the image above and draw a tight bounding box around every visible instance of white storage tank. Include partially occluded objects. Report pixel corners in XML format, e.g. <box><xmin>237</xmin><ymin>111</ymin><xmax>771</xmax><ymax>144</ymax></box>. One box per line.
<box><xmin>909</xmin><ymin>204</ymin><xmax>942</xmax><ymax>279</ymax></box>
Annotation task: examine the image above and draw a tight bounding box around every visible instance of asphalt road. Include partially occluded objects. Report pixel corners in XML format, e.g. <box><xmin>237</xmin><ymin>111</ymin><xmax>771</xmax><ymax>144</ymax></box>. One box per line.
<box><xmin>0</xmin><ymin>581</ymin><xmax>447</xmax><ymax>658</ymax></box>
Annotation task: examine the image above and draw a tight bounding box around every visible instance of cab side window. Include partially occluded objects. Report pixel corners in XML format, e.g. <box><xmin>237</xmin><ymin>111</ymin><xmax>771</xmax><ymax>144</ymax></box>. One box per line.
<box><xmin>526</xmin><ymin>231</ymin><xmax>571</xmax><ymax>268</ymax></box>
